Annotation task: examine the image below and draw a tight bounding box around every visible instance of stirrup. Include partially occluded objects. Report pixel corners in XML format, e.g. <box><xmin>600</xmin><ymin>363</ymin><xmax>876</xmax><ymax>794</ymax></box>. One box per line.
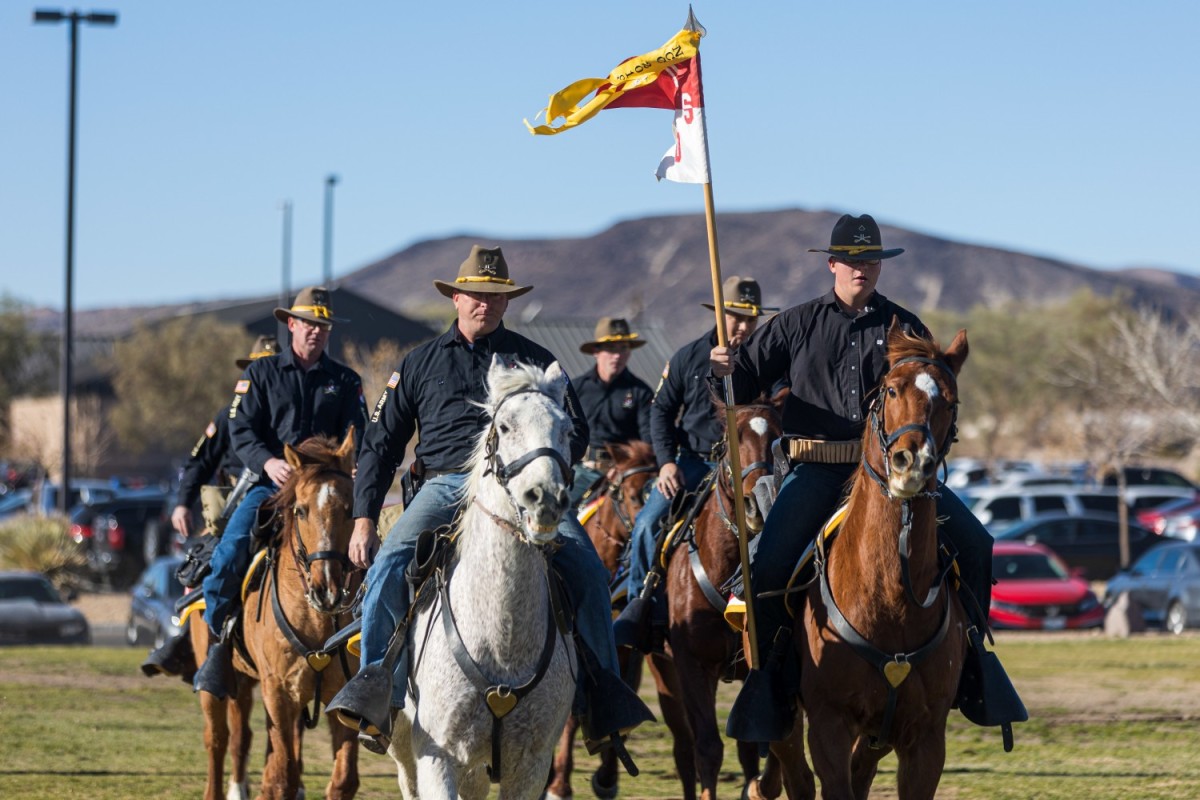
<box><xmin>583</xmin><ymin>733</ymin><xmax>639</xmax><ymax>777</ymax></box>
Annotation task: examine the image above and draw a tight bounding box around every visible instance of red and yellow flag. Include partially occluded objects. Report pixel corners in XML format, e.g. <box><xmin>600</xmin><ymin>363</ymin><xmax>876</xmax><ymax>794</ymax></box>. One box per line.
<box><xmin>525</xmin><ymin>26</ymin><xmax>711</xmax><ymax>184</ymax></box>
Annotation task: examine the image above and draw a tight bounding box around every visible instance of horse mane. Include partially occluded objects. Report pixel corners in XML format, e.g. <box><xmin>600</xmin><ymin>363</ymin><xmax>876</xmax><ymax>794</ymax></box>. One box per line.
<box><xmin>888</xmin><ymin>327</ymin><xmax>943</xmax><ymax>365</ymax></box>
<box><xmin>608</xmin><ymin>439</ymin><xmax>655</xmax><ymax>467</ymax></box>
<box><xmin>461</xmin><ymin>360</ymin><xmax>563</xmax><ymax>508</ymax></box>
<box><xmin>264</xmin><ymin>434</ymin><xmax>349</xmax><ymax>538</ymax></box>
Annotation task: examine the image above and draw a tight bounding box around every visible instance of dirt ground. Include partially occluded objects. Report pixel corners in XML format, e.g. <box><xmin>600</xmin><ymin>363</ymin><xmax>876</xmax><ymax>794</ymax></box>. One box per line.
<box><xmin>73</xmin><ymin>591</ymin><xmax>131</xmax><ymax>625</ymax></box>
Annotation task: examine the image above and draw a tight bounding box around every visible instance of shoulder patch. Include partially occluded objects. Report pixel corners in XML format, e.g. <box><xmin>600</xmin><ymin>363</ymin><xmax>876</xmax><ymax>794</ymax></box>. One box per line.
<box><xmin>387</xmin><ymin>371</ymin><xmax>400</xmax><ymax>389</ymax></box>
<box><xmin>661</xmin><ymin>361</ymin><xmax>670</xmax><ymax>380</ymax></box>
<box><xmin>205</xmin><ymin>421</ymin><xmax>217</xmax><ymax>439</ymax></box>
<box><xmin>234</xmin><ymin>379</ymin><xmax>250</xmax><ymax>394</ymax></box>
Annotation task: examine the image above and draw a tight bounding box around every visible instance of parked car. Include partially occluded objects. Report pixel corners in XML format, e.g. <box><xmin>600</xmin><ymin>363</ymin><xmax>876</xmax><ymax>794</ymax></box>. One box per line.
<box><xmin>36</xmin><ymin>480</ymin><xmax>121</xmax><ymax>514</ymax></box>
<box><xmin>0</xmin><ymin>570</ymin><xmax>90</xmax><ymax>645</ymax></box>
<box><xmin>69</xmin><ymin>490</ymin><xmax>171</xmax><ymax>587</ymax></box>
<box><xmin>1105</xmin><ymin>541</ymin><xmax>1200</xmax><ymax>634</ymax></box>
<box><xmin>127</xmin><ymin>555</ymin><xmax>186</xmax><ymax>648</ymax></box>
<box><xmin>966</xmin><ymin>485</ymin><xmax>1196</xmax><ymax>528</ymax></box>
<box><xmin>1099</xmin><ymin>466</ymin><xmax>1196</xmax><ymax>490</ymax></box>
<box><xmin>1159</xmin><ymin>505</ymin><xmax>1200</xmax><ymax>543</ymax></box>
<box><xmin>989</xmin><ymin>541</ymin><xmax>1105</xmax><ymax>630</ymax></box>
<box><xmin>0</xmin><ymin>489</ymin><xmax>34</xmax><ymax>521</ymax></box>
<box><xmin>992</xmin><ymin>512</ymin><xmax>1160</xmax><ymax>580</ymax></box>
<box><xmin>1137</xmin><ymin>496</ymin><xmax>1200</xmax><ymax>536</ymax></box>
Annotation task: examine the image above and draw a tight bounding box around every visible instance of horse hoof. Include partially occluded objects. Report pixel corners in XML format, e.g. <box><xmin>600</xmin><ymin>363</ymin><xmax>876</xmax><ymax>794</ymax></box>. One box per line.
<box><xmin>591</xmin><ymin>770</ymin><xmax>618</xmax><ymax>800</ymax></box>
<box><xmin>543</xmin><ymin>792</ymin><xmax>571</xmax><ymax>800</ymax></box>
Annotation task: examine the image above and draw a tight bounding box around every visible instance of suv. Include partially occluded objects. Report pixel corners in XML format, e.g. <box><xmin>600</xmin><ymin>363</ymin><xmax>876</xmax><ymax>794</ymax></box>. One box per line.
<box><xmin>967</xmin><ymin>485</ymin><xmax>1195</xmax><ymax>528</ymax></box>
<box><xmin>69</xmin><ymin>490</ymin><xmax>171</xmax><ymax>587</ymax></box>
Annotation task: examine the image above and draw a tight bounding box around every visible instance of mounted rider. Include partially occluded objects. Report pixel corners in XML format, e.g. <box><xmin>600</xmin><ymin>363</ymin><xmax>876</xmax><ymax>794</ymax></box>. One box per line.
<box><xmin>569</xmin><ymin>317</ymin><xmax>654</xmax><ymax>508</ymax></box>
<box><xmin>191</xmin><ymin>287</ymin><xmax>366</xmax><ymax>699</ymax></box>
<box><xmin>711</xmin><ymin>214</ymin><xmax>1017</xmax><ymax>742</ymax></box>
<box><xmin>327</xmin><ymin>245</ymin><xmax>654</xmax><ymax>757</ymax></box>
<box><xmin>612</xmin><ymin>276</ymin><xmax>775</xmax><ymax>652</ymax></box>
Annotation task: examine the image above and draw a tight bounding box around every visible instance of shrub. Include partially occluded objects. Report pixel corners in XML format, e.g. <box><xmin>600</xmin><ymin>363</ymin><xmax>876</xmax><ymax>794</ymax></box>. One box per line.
<box><xmin>0</xmin><ymin>514</ymin><xmax>87</xmax><ymax>591</ymax></box>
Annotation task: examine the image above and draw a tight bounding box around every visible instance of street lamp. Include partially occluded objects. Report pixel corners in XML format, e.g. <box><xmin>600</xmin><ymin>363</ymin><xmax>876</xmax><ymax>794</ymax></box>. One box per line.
<box><xmin>33</xmin><ymin>8</ymin><xmax>118</xmax><ymax>514</ymax></box>
<box><xmin>322</xmin><ymin>174</ymin><xmax>339</xmax><ymax>285</ymax></box>
<box><xmin>278</xmin><ymin>200</ymin><xmax>293</xmax><ymax>344</ymax></box>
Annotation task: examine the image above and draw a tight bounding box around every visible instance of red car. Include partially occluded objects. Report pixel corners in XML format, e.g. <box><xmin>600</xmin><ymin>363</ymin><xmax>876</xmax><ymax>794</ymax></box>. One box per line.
<box><xmin>989</xmin><ymin>541</ymin><xmax>1105</xmax><ymax>630</ymax></box>
<box><xmin>1137</xmin><ymin>496</ymin><xmax>1200</xmax><ymax>535</ymax></box>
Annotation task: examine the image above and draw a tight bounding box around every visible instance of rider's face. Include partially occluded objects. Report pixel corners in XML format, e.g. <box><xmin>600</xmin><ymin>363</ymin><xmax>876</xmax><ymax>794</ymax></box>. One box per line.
<box><xmin>453</xmin><ymin>290</ymin><xmax>508</xmax><ymax>341</ymax></box>
<box><xmin>287</xmin><ymin>316</ymin><xmax>330</xmax><ymax>362</ymax></box>
<box><xmin>725</xmin><ymin>313</ymin><xmax>758</xmax><ymax>348</ymax></box>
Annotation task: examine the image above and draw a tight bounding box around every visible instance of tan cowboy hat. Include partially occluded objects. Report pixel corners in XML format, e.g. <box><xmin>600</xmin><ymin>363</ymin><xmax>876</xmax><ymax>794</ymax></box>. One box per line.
<box><xmin>433</xmin><ymin>245</ymin><xmax>533</xmax><ymax>299</ymax></box>
<box><xmin>235</xmin><ymin>335</ymin><xmax>280</xmax><ymax>369</ymax></box>
<box><xmin>808</xmin><ymin>213</ymin><xmax>904</xmax><ymax>261</ymax></box>
<box><xmin>701</xmin><ymin>276</ymin><xmax>777</xmax><ymax>317</ymax></box>
<box><xmin>273</xmin><ymin>286</ymin><xmax>345</xmax><ymax>326</ymax></box>
<box><xmin>579</xmin><ymin>317</ymin><xmax>646</xmax><ymax>354</ymax></box>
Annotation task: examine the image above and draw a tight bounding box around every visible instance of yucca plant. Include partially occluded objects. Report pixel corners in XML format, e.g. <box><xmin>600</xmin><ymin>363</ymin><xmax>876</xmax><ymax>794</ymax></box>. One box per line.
<box><xmin>0</xmin><ymin>514</ymin><xmax>88</xmax><ymax>592</ymax></box>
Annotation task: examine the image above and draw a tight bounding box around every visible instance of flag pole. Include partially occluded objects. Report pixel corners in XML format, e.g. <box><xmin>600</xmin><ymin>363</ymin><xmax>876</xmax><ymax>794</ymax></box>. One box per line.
<box><xmin>700</xmin><ymin>181</ymin><xmax>760</xmax><ymax>670</ymax></box>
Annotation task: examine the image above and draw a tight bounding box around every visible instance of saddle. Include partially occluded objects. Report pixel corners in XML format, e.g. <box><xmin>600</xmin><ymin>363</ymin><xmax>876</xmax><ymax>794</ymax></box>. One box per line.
<box><xmin>175</xmin><ymin>499</ymin><xmax>282</xmax><ymax>588</ymax></box>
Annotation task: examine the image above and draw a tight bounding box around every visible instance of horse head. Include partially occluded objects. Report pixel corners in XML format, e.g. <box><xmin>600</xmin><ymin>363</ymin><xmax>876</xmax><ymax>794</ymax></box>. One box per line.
<box><xmin>603</xmin><ymin>440</ymin><xmax>657</xmax><ymax>524</ymax></box>
<box><xmin>275</xmin><ymin>426</ymin><xmax>358</xmax><ymax>614</ymax></box>
<box><xmin>721</xmin><ymin>401</ymin><xmax>782</xmax><ymax>534</ymax></box>
<box><xmin>869</xmin><ymin>322</ymin><xmax>969</xmax><ymax>499</ymax></box>
<box><xmin>476</xmin><ymin>355</ymin><xmax>574</xmax><ymax>545</ymax></box>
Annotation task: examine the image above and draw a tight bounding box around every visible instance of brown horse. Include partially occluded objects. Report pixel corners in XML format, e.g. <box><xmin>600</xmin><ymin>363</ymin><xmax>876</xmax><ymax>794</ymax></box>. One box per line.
<box><xmin>796</xmin><ymin>326</ymin><xmax>970</xmax><ymax>799</ymax></box>
<box><xmin>547</xmin><ymin>440</ymin><xmax>699</xmax><ymax>800</ymax></box>
<box><xmin>666</xmin><ymin>402</ymin><xmax>807</xmax><ymax>800</ymax></box>
<box><xmin>189</xmin><ymin>429</ymin><xmax>363</xmax><ymax>800</ymax></box>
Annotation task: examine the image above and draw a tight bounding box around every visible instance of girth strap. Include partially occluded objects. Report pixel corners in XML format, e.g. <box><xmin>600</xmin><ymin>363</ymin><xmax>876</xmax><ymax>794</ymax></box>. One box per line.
<box><xmin>438</xmin><ymin>574</ymin><xmax>562</xmax><ymax>783</ymax></box>
<box><xmin>688</xmin><ymin>542</ymin><xmax>728</xmax><ymax>613</ymax></box>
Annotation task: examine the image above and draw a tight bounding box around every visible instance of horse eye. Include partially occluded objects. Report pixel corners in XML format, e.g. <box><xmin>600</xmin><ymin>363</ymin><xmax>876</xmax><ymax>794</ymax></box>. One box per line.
<box><xmin>498</xmin><ymin>423</ymin><xmax>510</xmax><ymax>434</ymax></box>
<box><xmin>295</xmin><ymin>506</ymin><xmax>307</xmax><ymax>520</ymax></box>
<box><xmin>887</xmin><ymin>386</ymin><xmax>898</xmax><ymax>398</ymax></box>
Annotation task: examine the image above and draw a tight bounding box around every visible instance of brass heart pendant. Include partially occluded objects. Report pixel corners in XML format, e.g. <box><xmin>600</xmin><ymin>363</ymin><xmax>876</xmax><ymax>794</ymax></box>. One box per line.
<box><xmin>486</xmin><ymin>688</ymin><xmax>518</xmax><ymax>718</ymax></box>
<box><xmin>883</xmin><ymin>660</ymin><xmax>912</xmax><ymax>688</ymax></box>
<box><xmin>307</xmin><ymin>652</ymin><xmax>332</xmax><ymax>671</ymax></box>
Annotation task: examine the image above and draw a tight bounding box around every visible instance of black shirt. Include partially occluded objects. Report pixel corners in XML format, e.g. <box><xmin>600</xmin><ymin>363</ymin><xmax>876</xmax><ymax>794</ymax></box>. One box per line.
<box><xmin>176</xmin><ymin>407</ymin><xmax>241</xmax><ymax>509</ymax></box>
<box><xmin>354</xmin><ymin>321</ymin><xmax>590</xmax><ymax>521</ymax></box>
<box><xmin>572</xmin><ymin>366</ymin><xmax>653</xmax><ymax>448</ymax></box>
<box><xmin>725</xmin><ymin>290</ymin><xmax>927</xmax><ymax>441</ymax></box>
<box><xmin>228</xmin><ymin>347</ymin><xmax>366</xmax><ymax>477</ymax></box>
<box><xmin>650</xmin><ymin>328</ymin><xmax>724</xmax><ymax>468</ymax></box>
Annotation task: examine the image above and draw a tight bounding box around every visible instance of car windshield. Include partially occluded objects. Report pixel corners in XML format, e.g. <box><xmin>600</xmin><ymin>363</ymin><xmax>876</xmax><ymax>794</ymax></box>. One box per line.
<box><xmin>0</xmin><ymin>576</ymin><xmax>62</xmax><ymax>603</ymax></box>
<box><xmin>994</xmin><ymin>553</ymin><xmax>1068</xmax><ymax>580</ymax></box>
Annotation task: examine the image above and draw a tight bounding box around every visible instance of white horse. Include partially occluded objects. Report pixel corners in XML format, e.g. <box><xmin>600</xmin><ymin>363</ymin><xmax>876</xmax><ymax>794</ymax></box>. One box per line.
<box><xmin>388</xmin><ymin>356</ymin><xmax>578</xmax><ymax>800</ymax></box>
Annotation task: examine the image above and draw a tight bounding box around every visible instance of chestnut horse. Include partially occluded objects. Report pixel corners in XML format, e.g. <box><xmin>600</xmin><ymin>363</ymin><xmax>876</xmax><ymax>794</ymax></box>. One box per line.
<box><xmin>189</xmin><ymin>429</ymin><xmax>362</xmax><ymax>800</ymax></box>
<box><xmin>796</xmin><ymin>327</ymin><xmax>970</xmax><ymax>799</ymax></box>
<box><xmin>547</xmin><ymin>441</ymin><xmax>698</xmax><ymax>800</ymax></box>
<box><xmin>666</xmin><ymin>402</ymin><xmax>807</xmax><ymax>800</ymax></box>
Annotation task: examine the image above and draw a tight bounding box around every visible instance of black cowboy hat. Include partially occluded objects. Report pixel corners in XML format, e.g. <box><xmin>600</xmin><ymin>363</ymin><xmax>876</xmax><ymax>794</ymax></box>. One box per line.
<box><xmin>274</xmin><ymin>286</ymin><xmax>346</xmax><ymax>326</ymax></box>
<box><xmin>580</xmin><ymin>317</ymin><xmax>647</xmax><ymax>354</ymax></box>
<box><xmin>235</xmin><ymin>335</ymin><xmax>280</xmax><ymax>369</ymax></box>
<box><xmin>434</xmin><ymin>245</ymin><xmax>533</xmax><ymax>299</ymax></box>
<box><xmin>701</xmin><ymin>276</ymin><xmax>777</xmax><ymax>318</ymax></box>
<box><xmin>808</xmin><ymin>214</ymin><xmax>904</xmax><ymax>261</ymax></box>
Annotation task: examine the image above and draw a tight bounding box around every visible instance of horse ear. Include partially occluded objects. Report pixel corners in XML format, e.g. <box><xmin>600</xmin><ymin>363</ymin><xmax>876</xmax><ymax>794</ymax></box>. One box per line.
<box><xmin>943</xmin><ymin>329</ymin><xmax>969</xmax><ymax>375</ymax></box>
<box><xmin>284</xmin><ymin>443</ymin><xmax>304</xmax><ymax>470</ymax></box>
<box><xmin>544</xmin><ymin>361</ymin><xmax>568</xmax><ymax>405</ymax></box>
<box><xmin>336</xmin><ymin>425</ymin><xmax>356</xmax><ymax>463</ymax></box>
<box><xmin>886</xmin><ymin>316</ymin><xmax>906</xmax><ymax>349</ymax></box>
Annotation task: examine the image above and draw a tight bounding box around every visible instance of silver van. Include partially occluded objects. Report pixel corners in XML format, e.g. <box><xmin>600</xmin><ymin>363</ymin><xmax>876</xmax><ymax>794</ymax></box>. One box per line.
<box><xmin>965</xmin><ymin>485</ymin><xmax>1195</xmax><ymax>529</ymax></box>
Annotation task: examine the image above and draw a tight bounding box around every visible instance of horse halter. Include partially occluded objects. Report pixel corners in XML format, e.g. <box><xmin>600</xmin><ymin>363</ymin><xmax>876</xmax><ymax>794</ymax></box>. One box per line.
<box><xmin>863</xmin><ymin>356</ymin><xmax>959</xmax><ymax>500</ymax></box>
<box><xmin>289</xmin><ymin>466</ymin><xmax>358</xmax><ymax>613</ymax></box>
<box><xmin>606</xmin><ymin>463</ymin><xmax>657</xmax><ymax>531</ymax></box>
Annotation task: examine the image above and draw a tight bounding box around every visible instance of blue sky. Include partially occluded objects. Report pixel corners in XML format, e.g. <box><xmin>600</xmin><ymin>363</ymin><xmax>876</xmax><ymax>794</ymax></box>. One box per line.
<box><xmin>3</xmin><ymin>1</ymin><xmax>1197</xmax><ymax>311</ymax></box>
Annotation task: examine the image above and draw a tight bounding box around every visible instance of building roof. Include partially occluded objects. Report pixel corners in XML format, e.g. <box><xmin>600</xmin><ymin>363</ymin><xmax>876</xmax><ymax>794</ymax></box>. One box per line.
<box><xmin>506</xmin><ymin>317</ymin><xmax>682</xmax><ymax>387</ymax></box>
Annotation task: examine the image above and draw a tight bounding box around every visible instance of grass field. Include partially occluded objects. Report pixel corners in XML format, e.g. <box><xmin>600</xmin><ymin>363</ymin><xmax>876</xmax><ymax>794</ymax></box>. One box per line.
<box><xmin>2</xmin><ymin>632</ymin><xmax>1199</xmax><ymax>799</ymax></box>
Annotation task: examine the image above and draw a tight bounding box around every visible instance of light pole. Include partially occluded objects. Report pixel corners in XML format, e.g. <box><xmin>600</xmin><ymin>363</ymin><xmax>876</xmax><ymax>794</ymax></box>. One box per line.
<box><xmin>322</xmin><ymin>174</ymin><xmax>339</xmax><ymax>286</ymax></box>
<box><xmin>33</xmin><ymin>8</ymin><xmax>118</xmax><ymax>513</ymax></box>
<box><xmin>278</xmin><ymin>200</ymin><xmax>293</xmax><ymax>344</ymax></box>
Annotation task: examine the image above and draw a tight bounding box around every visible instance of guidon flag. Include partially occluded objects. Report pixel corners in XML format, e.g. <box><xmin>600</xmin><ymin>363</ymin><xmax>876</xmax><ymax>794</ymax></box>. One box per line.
<box><xmin>525</xmin><ymin>25</ymin><xmax>711</xmax><ymax>184</ymax></box>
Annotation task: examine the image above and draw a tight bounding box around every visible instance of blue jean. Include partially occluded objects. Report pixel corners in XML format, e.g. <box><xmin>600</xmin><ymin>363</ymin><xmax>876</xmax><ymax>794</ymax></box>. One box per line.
<box><xmin>750</xmin><ymin>462</ymin><xmax>994</xmax><ymax>657</ymax></box>
<box><xmin>202</xmin><ymin>483</ymin><xmax>276</xmax><ymax>633</ymax></box>
<box><xmin>360</xmin><ymin>474</ymin><xmax>620</xmax><ymax>705</ymax></box>
<box><xmin>624</xmin><ymin>456</ymin><xmax>714</xmax><ymax>599</ymax></box>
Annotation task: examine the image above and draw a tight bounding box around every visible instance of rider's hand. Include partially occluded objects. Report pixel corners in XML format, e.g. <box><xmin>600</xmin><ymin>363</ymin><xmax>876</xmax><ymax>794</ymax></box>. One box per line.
<box><xmin>658</xmin><ymin>462</ymin><xmax>683</xmax><ymax>500</ymax></box>
<box><xmin>170</xmin><ymin>504</ymin><xmax>192</xmax><ymax>538</ymax></box>
<box><xmin>264</xmin><ymin>457</ymin><xmax>293</xmax><ymax>487</ymax></box>
<box><xmin>349</xmin><ymin>518</ymin><xmax>380</xmax><ymax>569</ymax></box>
<box><xmin>710</xmin><ymin>345</ymin><xmax>734</xmax><ymax>378</ymax></box>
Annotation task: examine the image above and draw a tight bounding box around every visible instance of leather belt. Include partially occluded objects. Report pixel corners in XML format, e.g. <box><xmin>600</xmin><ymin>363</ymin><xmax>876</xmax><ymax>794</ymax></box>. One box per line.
<box><xmin>786</xmin><ymin>437</ymin><xmax>861</xmax><ymax>464</ymax></box>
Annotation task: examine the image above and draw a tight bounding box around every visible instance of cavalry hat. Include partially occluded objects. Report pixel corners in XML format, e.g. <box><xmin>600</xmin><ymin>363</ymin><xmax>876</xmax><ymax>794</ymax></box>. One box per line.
<box><xmin>434</xmin><ymin>245</ymin><xmax>533</xmax><ymax>299</ymax></box>
<box><xmin>808</xmin><ymin>213</ymin><xmax>904</xmax><ymax>261</ymax></box>
<box><xmin>580</xmin><ymin>317</ymin><xmax>647</xmax><ymax>354</ymax></box>
<box><xmin>701</xmin><ymin>276</ymin><xmax>777</xmax><ymax>317</ymax></box>
<box><xmin>273</xmin><ymin>286</ymin><xmax>345</xmax><ymax>326</ymax></box>
<box><xmin>235</xmin><ymin>335</ymin><xmax>280</xmax><ymax>369</ymax></box>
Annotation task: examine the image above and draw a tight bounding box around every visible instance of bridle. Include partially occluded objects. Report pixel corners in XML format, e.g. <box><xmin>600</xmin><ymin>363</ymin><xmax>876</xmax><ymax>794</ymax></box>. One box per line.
<box><xmin>862</xmin><ymin>356</ymin><xmax>959</xmax><ymax>502</ymax></box>
<box><xmin>288</xmin><ymin>466</ymin><xmax>359</xmax><ymax>615</ymax></box>
<box><xmin>604</xmin><ymin>462</ymin><xmax>658</xmax><ymax>533</ymax></box>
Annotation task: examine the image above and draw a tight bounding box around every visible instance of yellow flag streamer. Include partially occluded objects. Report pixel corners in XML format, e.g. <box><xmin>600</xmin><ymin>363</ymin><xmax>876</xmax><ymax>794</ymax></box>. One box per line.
<box><xmin>524</xmin><ymin>28</ymin><xmax>701</xmax><ymax>136</ymax></box>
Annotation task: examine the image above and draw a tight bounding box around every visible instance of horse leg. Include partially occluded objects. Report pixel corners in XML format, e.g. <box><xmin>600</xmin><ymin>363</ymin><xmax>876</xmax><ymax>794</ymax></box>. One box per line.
<box><xmin>325</xmin><ymin>710</ymin><xmax>361</xmax><ymax>800</ymax></box>
<box><xmin>751</xmin><ymin>708</ymin><xmax>814</xmax><ymax>800</ymax></box>
<box><xmin>201</xmin><ymin>690</ymin><xmax>231</xmax><ymax>800</ymax></box>
<box><xmin>545</xmin><ymin>714</ymin><xmax>578</xmax><ymax>800</ymax></box>
<box><xmin>414</xmin><ymin>750</ymin><xmax>458</xmax><ymax>800</ymax></box>
<box><xmin>648</xmin><ymin>653</ymin><xmax>697</xmax><ymax>800</ymax></box>
<box><xmin>847</xmin><ymin>737</ymin><xmax>886</xmax><ymax>800</ymax></box>
<box><xmin>890</xmin><ymin>731</ymin><xmax>946</xmax><ymax>800</ymax></box>
<box><xmin>673</xmin><ymin>656</ymin><xmax>723</xmax><ymax>800</ymax></box>
<box><xmin>226</xmin><ymin>678</ymin><xmax>254</xmax><ymax>800</ymax></box>
<box><xmin>257</xmin><ymin>683</ymin><xmax>301</xmax><ymax>800</ymax></box>
<box><xmin>805</xmin><ymin>708</ymin><xmax>855</xmax><ymax>800</ymax></box>
<box><xmin>590</xmin><ymin>648</ymin><xmax>643</xmax><ymax>799</ymax></box>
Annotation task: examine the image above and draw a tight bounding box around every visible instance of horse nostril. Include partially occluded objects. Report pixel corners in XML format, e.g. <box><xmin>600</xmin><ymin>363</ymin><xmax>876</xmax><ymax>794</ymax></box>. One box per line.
<box><xmin>891</xmin><ymin>450</ymin><xmax>913</xmax><ymax>472</ymax></box>
<box><xmin>523</xmin><ymin>487</ymin><xmax>542</xmax><ymax>507</ymax></box>
<box><xmin>554</xmin><ymin>488</ymin><xmax>568</xmax><ymax>510</ymax></box>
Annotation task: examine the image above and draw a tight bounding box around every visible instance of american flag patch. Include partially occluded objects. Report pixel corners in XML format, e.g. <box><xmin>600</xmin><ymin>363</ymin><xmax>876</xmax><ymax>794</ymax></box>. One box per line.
<box><xmin>387</xmin><ymin>371</ymin><xmax>400</xmax><ymax>389</ymax></box>
<box><xmin>234</xmin><ymin>379</ymin><xmax>250</xmax><ymax>394</ymax></box>
<box><xmin>205</xmin><ymin>422</ymin><xmax>217</xmax><ymax>438</ymax></box>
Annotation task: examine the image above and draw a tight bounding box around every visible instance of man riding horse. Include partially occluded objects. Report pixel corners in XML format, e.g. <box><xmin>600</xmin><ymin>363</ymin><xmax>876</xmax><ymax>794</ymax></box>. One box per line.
<box><xmin>569</xmin><ymin>317</ymin><xmax>654</xmax><ymax>508</ymax></box>
<box><xmin>328</xmin><ymin>246</ymin><xmax>654</xmax><ymax>759</ymax></box>
<box><xmin>710</xmin><ymin>214</ymin><xmax>1021</xmax><ymax>742</ymax></box>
